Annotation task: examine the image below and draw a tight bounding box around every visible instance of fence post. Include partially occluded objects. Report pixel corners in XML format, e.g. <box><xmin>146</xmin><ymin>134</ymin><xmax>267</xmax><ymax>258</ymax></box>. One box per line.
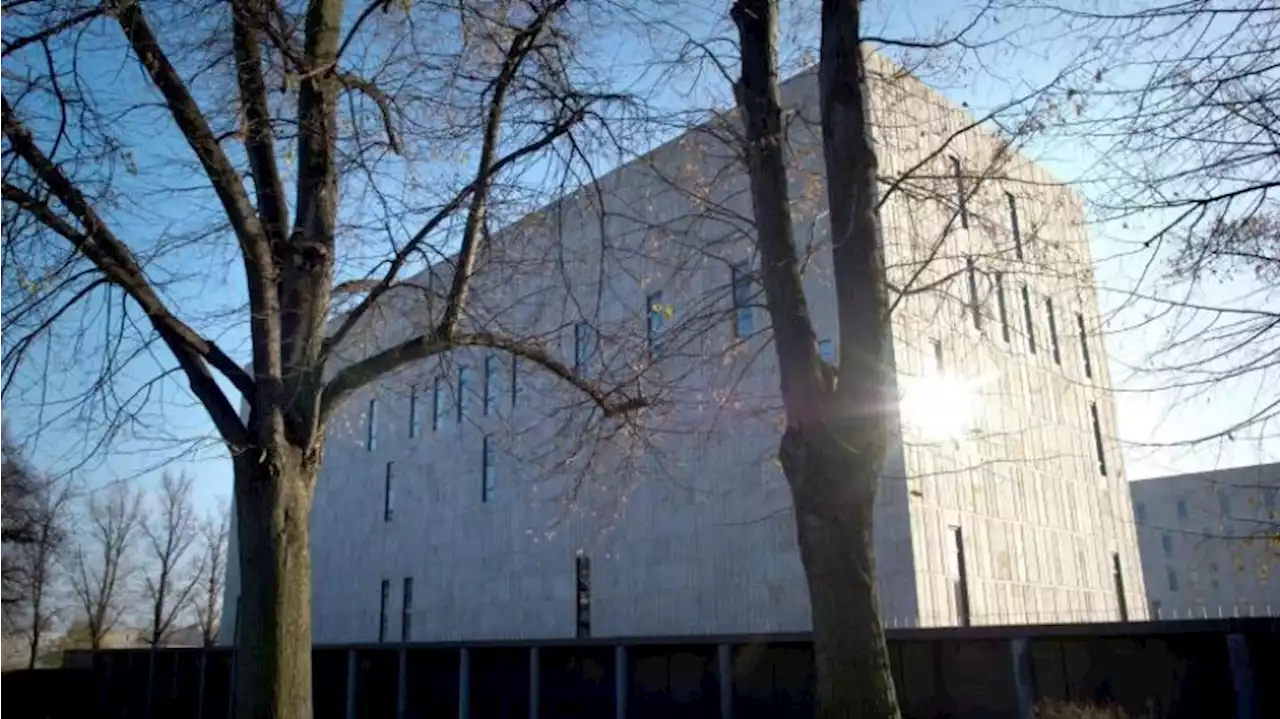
<box><xmin>345</xmin><ymin>649</ymin><xmax>358</xmax><ymax>719</ymax></box>
<box><xmin>614</xmin><ymin>645</ymin><xmax>627</xmax><ymax>719</ymax></box>
<box><xmin>146</xmin><ymin>650</ymin><xmax>156</xmax><ymax>719</ymax></box>
<box><xmin>458</xmin><ymin>647</ymin><xmax>471</xmax><ymax>719</ymax></box>
<box><xmin>1227</xmin><ymin>633</ymin><xmax>1258</xmax><ymax>719</ymax></box>
<box><xmin>1010</xmin><ymin>638</ymin><xmax>1035</xmax><ymax>719</ymax></box>
<box><xmin>718</xmin><ymin>644</ymin><xmax>733</xmax><ymax>719</ymax></box>
<box><xmin>196</xmin><ymin>651</ymin><xmax>207</xmax><ymax>719</ymax></box>
<box><xmin>397</xmin><ymin>648</ymin><xmax>408</xmax><ymax>719</ymax></box>
<box><xmin>528</xmin><ymin>646</ymin><xmax>540</xmax><ymax>719</ymax></box>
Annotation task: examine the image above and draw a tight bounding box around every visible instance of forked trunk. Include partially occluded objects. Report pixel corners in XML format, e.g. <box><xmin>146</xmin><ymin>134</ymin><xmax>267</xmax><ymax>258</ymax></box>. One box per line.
<box><xmin>233</xmin><ymin>446</ymin><xmax>315</xmax><ymax>719</ymax></box>
<box><xmin>781</xmin><ymin>426</ymin><xmax>900</xmax><ymax>719</ymax></box>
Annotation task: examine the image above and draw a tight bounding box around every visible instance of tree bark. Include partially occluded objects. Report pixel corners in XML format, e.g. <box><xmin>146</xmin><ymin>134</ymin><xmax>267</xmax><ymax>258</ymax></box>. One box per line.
<box><xmin>783</xmin><ymin>427</ymin><xmax>899</xmax><ymax>719</ymax></box>
<box><xmin>731</xmin><ymin>0</ymin><xmax>903</xmax><ymax>717</ymax></box>
<box><xmin>233</xmin><ymin>446</ymin><xmax>315</xmax><ymax>719</ymax></box>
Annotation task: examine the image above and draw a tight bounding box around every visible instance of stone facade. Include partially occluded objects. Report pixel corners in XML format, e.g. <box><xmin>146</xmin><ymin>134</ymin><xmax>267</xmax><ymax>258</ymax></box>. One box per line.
<box><xmin>221</xmin><ymin>55</ymin><xmax>1147</xmax><ymax>645</ymax></box>
<box><xmin>1131</xmin><ymin>463</ymin><xmax>1279</xmax><ymax>618</ymax></box>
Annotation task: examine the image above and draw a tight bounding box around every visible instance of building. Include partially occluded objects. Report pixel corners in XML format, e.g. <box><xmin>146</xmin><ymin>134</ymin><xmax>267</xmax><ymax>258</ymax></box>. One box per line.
<box><xmin>221</xmin><ymin>55</ymin><xmax>1147</xmax><ymax>645</ymax></box>
<box><xmin>1131</xmin><ymin>463</ymin><xmax>1279</xmax><ymax>619</ymax></box>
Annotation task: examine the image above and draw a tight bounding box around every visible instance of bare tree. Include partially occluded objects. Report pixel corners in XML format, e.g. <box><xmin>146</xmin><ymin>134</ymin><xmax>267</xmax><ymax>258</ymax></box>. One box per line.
<box><xmin>1043</xmin><ymin>1</ymin><xmax>1279</xmax><ymax>455</ymax></box>
<box><xmin>194</xmin><ymin>501</ymin><xmax>230</xmax><ymax>648</ymax></box>
<box><xmin>140</xmin><ymin>472</ymin><xmax>201</xmax><ymax>646</ymax></box>
<box><xmin>2</xmin><ymin>426</ymin><xmax>43</xmax><ymax>613</ymax></box>
<box><xmin>67</xmin><ymin>484</ymin><xmax>143</xmax><ymax>651</ymax></box>
<box><xmin>1</xmin><ymin>1</ymin><xmax>672</xmax><ymax>713</ymax></box>
<box><xmin>724</xmin><ymin>0</ymin><xmax>1093</xmax><ymax>713</ymax></box>
<box><xmin>17</xmin><ymin>475</ymin><xmax>76</xmax><ymax>665</ymax></box>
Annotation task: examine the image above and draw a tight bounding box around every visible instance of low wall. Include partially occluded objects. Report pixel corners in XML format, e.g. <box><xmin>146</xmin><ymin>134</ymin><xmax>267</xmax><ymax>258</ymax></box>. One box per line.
<box><xmin>32</xmin><ymin>618</ymin><xmax>1277</xmax><ymax>719</ymax></box>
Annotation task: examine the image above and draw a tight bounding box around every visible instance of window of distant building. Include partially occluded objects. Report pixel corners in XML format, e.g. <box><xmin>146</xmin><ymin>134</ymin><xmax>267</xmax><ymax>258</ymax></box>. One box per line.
<box><xmin>647</xmin><ymin>292</ymin><xmax>668</xmax><ymax>358</ymax></box>
<box><xmin>1161</xmin><ymin>533</ymin><xmax>1173</xmax><ymax>558</ymax></box>
<box><xmin>1166</xmin><ymin>567</ymin><xmax>1179</xmax><ymax>592</ymax></box>
<box><xmin>1090</xmin><ymin>402</ymin><xmax>1108</xmax><ymax>476</ymax></box>
<box><xmin>966</xmin><ymin>257</ymin><xmax>982</xmax><ymax>330</ymax></box>
<box><xmin>995</xmin><ymin>273</ymin><xmax>1010</xmax><ymax>343</ymax></box>
<box><xmin>457</xmin><ymin>366</ymin><xmax>471</xmax><ymax>424</ymax></box>
<box><xmin>481</xmin><ymin>435</ymin><xmax>495</xmax><ymax>503</ymax></box>
<box><xmin>510</xmin><ymin>355</ymin><xmax>523</xmax><ymax>407</ymax></box>
<box><xmin>401</xmin><ymin>577</ymin><xmax>414</xmax><ymax>642</ymax></box>
<box><xmin>432</xmin><ymin>375</ymin><xmax>444</xmax><ymax>432</ymax></box>
<box><xmin>378</xmin><ymin>579</ymin><xmax>390</xmax><ymax>643</ymax></box>
<box><xmin>575</xmin><ymin>552</ymin><xmax>591</xmax><ymax>639</ymax></box>
<box><xmin>408</xmin><ymin>385</ymin><xmax>420</xmax><ymax>438</ymax></box>
<box><xmin>1177</xmin><ymin>499</ymin><xmax>1189</xmax><ymax>521</ymax></box>
<box><xmin>1006</xmin><ymin>192</ymin><xmax>1023</xmax><ymax>260</ymax></box>
<box><xmin>951</xmin><ymin>156</ymin><xmax>968</xmax><ymax>229</ymax></box>
<box><xmin>367</xmin><ymin>398</ymin><xmax>378</xmax><ymax>451</ymax></box>
<box><xmin>1046</xmin><ymin>298</ymin><xmax>1061</xmax><ymax>365</ymax></box>
<box><xmin>1077</xmin><ymin>313</ymin><xmax>1093</xmax><ymax>378</ymax></box>
<box><xmin>732</xmin><ymin>261</ymin><xmax>754</xmax><ymax>338</ymax></box>
<box><xmin>573</xmin><ymin>322</ymin><xmax>593</xmax><ymax>375</ymax></box>
<box><xmin>383</xmin><ymin>462</ymin><xmax>395</xmax><ymax>522</ymax></box>
<box><xmin>1021</xmin><ymin>284</ymin><xmax>1037</xmax><ymax>354</ymax></box>
<box><xmin>1135</xmin><ymin>503</ymin><xmax>1148</xmax><ymax>525</ymax></box>
<box><xmin>483</xmin><ymin>353</ymin><xmax>497</xmax><ymax>416</ymax></box>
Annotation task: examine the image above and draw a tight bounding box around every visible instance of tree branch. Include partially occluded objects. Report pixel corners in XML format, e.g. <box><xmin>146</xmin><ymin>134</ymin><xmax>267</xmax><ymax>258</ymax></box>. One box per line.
<box><xmin>1</xmin><ymin>104</ymin><xmax>252</xmax><ymax>446</ymax></box>
<box><xmin>320</xmin><ymin>330</ymin><xmax>648</xmax><ymax>424</ymax></box>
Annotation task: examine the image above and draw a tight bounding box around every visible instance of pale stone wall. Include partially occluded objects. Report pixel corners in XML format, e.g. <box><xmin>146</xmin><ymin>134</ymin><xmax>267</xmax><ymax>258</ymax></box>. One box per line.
<box><xmin>1132</xmin><ymin>463</ymin><xmax>1279</xmax><ymax>618</ymax></box>
<box><xmin>221</xmin><ymin>55</ymin><xmax>1146</xmax><ymax>645</ymax></box>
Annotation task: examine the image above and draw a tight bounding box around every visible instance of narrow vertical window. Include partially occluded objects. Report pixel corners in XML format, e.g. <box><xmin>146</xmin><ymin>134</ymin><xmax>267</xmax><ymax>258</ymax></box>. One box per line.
<box><xmin>931</xmin><ymin>339</ymin><xmax>945</xmax><ymax>374</ymax></box>
<box><xmin>483</xmin><ymin>353</ymin><xmax>497</xmax><ymax>416</ymax></box>
<box><xmin>1177</xmin><ymin>500</ymin><xmax>1189</xmax><ymax>521</ymax></box>
<box><xmin>947</xmin><ymin>525</ymin><xmax>971</xmax><ymax>627</ymax></box>
<box><xmin>1077</xmin><ymin>313</ymin><xmax>1093</xmax><ymax>378</ymax></box>
<box><xmin>383</xmin><ymin>461</ymin><xmax>394</xmax><ymax>522</ymax></box>
<box><xmin>378</xmin><ymin>579</ymin><xmax>390</xmax><ymax>643</ymax></box>
<box><xmin>432</xmin><ymin>375</ymin><xmax>443</xmax><ymax>431</ymax></box>
<box><xmin>1021</xmin><ymin>284</ymin><xmax>1037</xmax><ymax>354</ymax></box>
<box><xmin>1135</xmin><ymin>503</ymin><xmax>1148</xmax><ymax>525</ymax></box>
<box><xmin>367</xmin><ymin>398</ymin><xmax>378</xmax><ymax>451</ymax></box>
<box><xmin>510</xmin><ymin>354</ymin><xmax>522</xmax><ymax>407</ymax></box>
<box><xmin>481</xmin><ymin>435</ymin><xmax>495</xmax><ymax>502</ymax></box>
<box><xmin>1160</xmin><ymin>532</ymin><xmax>1173</xmax><ymax>557</ymax></box>
<box><xmin>457</xmin><ymin>366</ymin><xmax>471</xmax><ymax>424</ymax></box>
<box><xmin>646</xmin><ymin>291</ymin><xmax>667</xmax><ymax>358</ymax></box>
<box><xmin>408</xmin><ymin>385</ymin><xmax>420</xmax><ymax>438</ymax></box>
<box><xmin>966</xmin><ymin>257</ymin><xmax>981</xmax><ymax>330</ymax></box>
<box><xmin>1006</xmin><ymin>192</ymin><xmax>1023</xmax><ymax>260</ymax></box>
<box><xmin>401</xmin><ymin>577</ymin><xmax>414</xmax><ymax>642</ymax></box>
<box><xmin>732</xmin><ymin>261</ymin><xmax>754</xmax><ymax>338</ymax></box>
<box><xmin>995</xmin><ymin>272</ymin><xmax>1010</xmax><ymax>343</ymax></box>
<box><xmin>575</xmin><ymin>553</ymin><xmax>592</xmax><ymax>639</ymax></box>
<box><xmin>950</xmin><ymin>156</ymin><xmax>968</xmax><ymax>229</ymax></box>
<box><xmin>1111</xmin><ymin>553</ymin><xmax>1129</xmax><ymax>621</ymax></box>
<box><xmin>1090</xmin><ymin>401</ymin><xmax>1108</xmax><ymax>476</ymax></box>
<box><xmin>818</xmin><ymin>338</ymin><xmax>836</xmax><ymax>364</ymax></box>
<box><xmin>573</xmin><ymin>322</ymin><xmax>591</xmax><ymax>375</ymax></box>
<box><xmin>1166</xmin><ymin>567</ymin><xmax>1179</xmax><ymax>592</ymax></box>
<box><xmin>1046</xmin><ymin>298</ymin><xmax>1061</xmax><ymax>365</ymax></box>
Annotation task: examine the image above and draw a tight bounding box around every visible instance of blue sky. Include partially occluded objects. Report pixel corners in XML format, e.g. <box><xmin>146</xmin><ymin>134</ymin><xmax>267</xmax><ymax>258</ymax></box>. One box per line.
<box><xmin>4</xmin><ymin>0</ymin><xmax>1274</xmax><ymax>515</ymax></box>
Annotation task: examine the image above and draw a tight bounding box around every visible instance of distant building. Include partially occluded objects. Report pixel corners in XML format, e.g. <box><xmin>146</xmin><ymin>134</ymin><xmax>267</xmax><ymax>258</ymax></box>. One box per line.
<box><xmin>223</xmin><ymin>55</ymin><xmax>1147</xmax><ymax>644</ymax></box>
<box><xmin>1131</xmin><ymin>463</ymin><xmax>1279</xmax><ymax>618</ymax></box>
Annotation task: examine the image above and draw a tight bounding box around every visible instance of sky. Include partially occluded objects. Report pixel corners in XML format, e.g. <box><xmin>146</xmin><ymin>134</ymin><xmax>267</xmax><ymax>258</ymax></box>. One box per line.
<box><xmin>3</xmin><ymin>0</ymin><xmax>1275</xmax><ymax>517</ymax></box>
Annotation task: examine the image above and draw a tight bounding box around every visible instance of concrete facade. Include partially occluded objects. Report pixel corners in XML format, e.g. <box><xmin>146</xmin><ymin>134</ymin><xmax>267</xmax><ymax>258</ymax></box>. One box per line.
<box><xmin>221</xmin><ymin>55</ymin><xmax>1147</xmax><ymax>645</ymax></box>
<box><xmin>1131</xmin><ymin>463</ymin><xmax>1279</xmax><ymax>619</ymax></box>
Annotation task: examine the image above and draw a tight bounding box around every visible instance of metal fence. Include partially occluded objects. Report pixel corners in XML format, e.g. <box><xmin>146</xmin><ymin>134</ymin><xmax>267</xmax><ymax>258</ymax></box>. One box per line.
<box><xmin>27</xmin><ymin>617</ymin><xmax>1277</xmax><ymax>719</ymax></box>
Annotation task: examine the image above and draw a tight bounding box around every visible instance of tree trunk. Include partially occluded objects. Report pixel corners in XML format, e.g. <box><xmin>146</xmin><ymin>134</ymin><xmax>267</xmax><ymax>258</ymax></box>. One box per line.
<box><xmin>233</xmin><ymin>446</ymin><xmax>315</xmax><ymax>719</ymax></box>
<box><xmin>782</xmin><ymin>426</ymin><xmax>900</xmax><ymax>719</ymax></box>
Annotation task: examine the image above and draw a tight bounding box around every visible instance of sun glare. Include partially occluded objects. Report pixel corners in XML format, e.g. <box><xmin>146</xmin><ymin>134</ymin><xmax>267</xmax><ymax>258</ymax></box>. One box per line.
<box><xmin>899</xmin><ymin>374</ymin><xmax>979</xmax><ymax>440</ymax></box>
